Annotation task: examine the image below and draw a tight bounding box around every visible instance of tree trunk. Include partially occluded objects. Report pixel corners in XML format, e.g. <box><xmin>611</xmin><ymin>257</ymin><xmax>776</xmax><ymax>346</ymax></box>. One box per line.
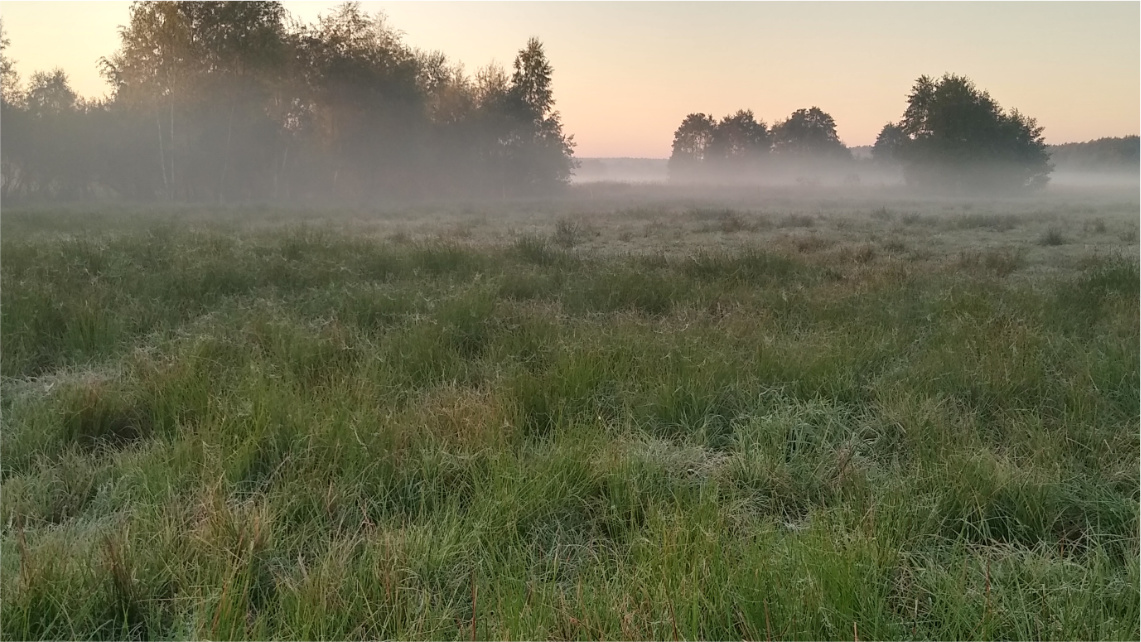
<box><xmin>156</xmin><ymin>112</ymin><xmax>168</xmax><ymax>199</ymax></box>
<box><xmin>169</xmin><ymin>100</ymin><xmax>175</xmax><ymax>201</ymax></box>
<box><xmin>218</xmin><ymin>101</ymin><xmax>235</xmax><ymax>204</ymax></box>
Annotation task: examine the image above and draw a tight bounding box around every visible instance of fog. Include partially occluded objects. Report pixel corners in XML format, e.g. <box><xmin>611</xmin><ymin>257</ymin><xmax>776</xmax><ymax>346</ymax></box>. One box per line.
<box><xmin>1048</xmin><ymin>170</ymin><xmax>1141</xmax><ymax>190</ymax></box>
<box><xmin>572</xmin><ymin>157</ymin><xmax>1138</xmax><ymax>197</ymax></box>
<box><xmin>573</xmin><ymin>157</ymin><xmax>906</xmax><ymax>189</ymax></box>
<box><xmin>0</xmin><ymin>5</ymin><xmax>1136</xmax><ymax>208</ymax></box>
<box><xmin>0</xmin><ymin>5</ymin><xmax>581</xmax><ymax>205</ymax></box>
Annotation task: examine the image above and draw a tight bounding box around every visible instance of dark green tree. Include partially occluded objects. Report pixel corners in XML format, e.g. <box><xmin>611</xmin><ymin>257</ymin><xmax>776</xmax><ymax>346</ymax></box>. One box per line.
<box><xmin>772</xmin><ymin>107</ymin><xmax>849</xmax><ymax>158</ymax></box>
<box><xmin>510</xmin><ymin>37</ymin><xmax>554</xmax><ymax>118</ymax></box>
<box><xmin>709</xmin><ymin>109</ymin><xmax>771</xmax><ymax>166</ymax></box>
<box><xmin>894</xmin><ymin>73</ymin><xmax>1051</xmax><ymax>190</ymax></box>
<box><xmin>872</xmin><ymin>122</ymin><xmax>908</xmax><ymax>164</ymax></box>
<box><xmin>668</xmin><ymin>112</ymin><xmax>716</xmax><ymax>179</ymax></box>
<box><xmin>1049</xmin><ymin>136</ymin><xmax>1139</xmax><ymax>171</ymax></box>
<box><xmin>504</xmin><ymin>37</ymin><xmax>577</xmax><ymax>192</ymax></box>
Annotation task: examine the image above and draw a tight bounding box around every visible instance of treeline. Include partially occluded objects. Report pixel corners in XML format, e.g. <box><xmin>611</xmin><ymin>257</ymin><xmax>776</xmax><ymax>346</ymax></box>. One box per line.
<box><xmin>872</xmin><ymin>74</ymin><xmax>1051</xmax><ymax>191</ymax></box>
<box><xmin>0</xmin><ymin>2</ymin><xmax>576</xmax><ymax>203</ymax></box>
<box><xmin>1049</xmin><ymin>136</ymin><xmax>1139</xmax><ymax>172</ymax></box>
<box><xmin>668</xmin><ymin>107</ymin><xmax>851</xmax><ymax>183</ymax></box>
<box><xmin>673</xmin><ymin>74</ymin><xmax>1056</xmax><ymax>192</ymax></box>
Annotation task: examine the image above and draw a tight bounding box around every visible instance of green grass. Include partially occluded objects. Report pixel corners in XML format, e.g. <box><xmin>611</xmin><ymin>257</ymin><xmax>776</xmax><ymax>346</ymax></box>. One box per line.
<box><xmin>1</xmin><ymin>203</ymin><xmax>1138</xmax><ymax>640</ymax></box>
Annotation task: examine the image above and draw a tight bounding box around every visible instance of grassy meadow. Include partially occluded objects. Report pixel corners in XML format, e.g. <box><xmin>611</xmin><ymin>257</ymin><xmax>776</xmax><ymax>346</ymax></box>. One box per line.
<box><xmin>1</xmin><ymin>187</ymin><xmax>1138</xmax><ymax>640</ymax></box>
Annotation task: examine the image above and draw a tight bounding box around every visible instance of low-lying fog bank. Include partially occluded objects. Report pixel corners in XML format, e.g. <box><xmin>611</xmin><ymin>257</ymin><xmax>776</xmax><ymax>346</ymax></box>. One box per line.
<box><xmin>571</xmin><ymin>158</ymin><xmax>1139</xmax><ymax>192</ymax></box>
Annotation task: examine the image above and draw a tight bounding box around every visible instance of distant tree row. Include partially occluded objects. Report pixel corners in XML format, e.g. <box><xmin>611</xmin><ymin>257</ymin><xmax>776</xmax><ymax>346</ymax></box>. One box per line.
<box><xmin>1048</xmin><ymin>136</ymin><xmax>1139</xmax><ymax>172</ymax></box>
<box><xmin>668</xmin><ymin>107</ymin><xmax>850</xmax><ymax>181</ymax></box>
<box><xmin>0</xmin><ymin>3</ymin><xmax>576</xmax><ymax>203</ymax></box>
<box><xmin>873</xmin><ymin>74</ymin><xmax>1052</xmax><ymax>191</ymax></box>
<box><xmin>670</xmin><ymin>75</ymin><xmax>1057</xmax><ymax>191</ymax></box>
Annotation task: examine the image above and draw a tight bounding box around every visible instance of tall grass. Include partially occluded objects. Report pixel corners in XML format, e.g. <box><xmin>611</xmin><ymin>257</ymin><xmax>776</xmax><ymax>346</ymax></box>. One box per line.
<box><xmin>1</xmin><ymin>210</ymin><xmax>1137</xmax><ymax>640</ymax></box>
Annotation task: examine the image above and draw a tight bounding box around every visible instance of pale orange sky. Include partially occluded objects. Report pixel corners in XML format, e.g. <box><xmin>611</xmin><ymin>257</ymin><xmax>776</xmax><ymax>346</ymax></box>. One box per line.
<box><xmin>1</xmin><ymin>1</ymin><xmax>1137</xmax><ymax>157</ymax></box>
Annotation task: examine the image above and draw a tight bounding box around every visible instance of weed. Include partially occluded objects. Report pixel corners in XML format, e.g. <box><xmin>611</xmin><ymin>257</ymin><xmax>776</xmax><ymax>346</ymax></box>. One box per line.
<box><xmin>779</xmin><ymin>213</ymin><xmax>816</xmax><ymax>228</ymax></box>
<box><xmin>871</xmin><ymin>207</ymin><xmax>895</xmax><ymax>221</ymax></box>
<box><xmin>794</xmin><ymin>234</ymin><xmax>833</xmax><ymax>253</ymax></box>
<box><xmin>553</xmin><ymin>218</ymin><xmax>583</xmax><ymax>249</ymax></box>
<box><xmin>512</xmin><ymin>234</ymin><xmax>559</xmax><ymax>266</ymax></box>
<box><xmin>1038</xmin><ymin>228</ymin><xmax>1067</xmax><ymax>246</ymax></box>
<box><xmin>953</xmin><ymin>214</ymin><xmax>1019</xmax><ymax>231</ymax></box>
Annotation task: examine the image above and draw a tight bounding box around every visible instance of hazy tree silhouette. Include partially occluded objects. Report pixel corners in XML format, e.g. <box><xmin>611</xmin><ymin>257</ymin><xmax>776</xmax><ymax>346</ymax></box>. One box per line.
<box><xmin>25</xmin><ymin>70</ymin><xmax>77</xmax><ymax>116</ymax></box>
<box><xmin>872</xmin><ymin>122</ymin><xmax>908</xmax><ymax>164</ymax></box>
<box><xmin>289</xmin><ymin>3</ymin><xmax>425</xmax><ymax>200</ymax></box>
<box><xmin>709</xmin><ymin>109</ymin><xmax>771</xmax><ymax>169</ymax></box>
<box><xmin>669</xmin><ymin>106</ymin><xmax>854</xmax><ymax>182</ymax></box>
<box><xmin>1</xmin><ymin>18</ymin><xmax>27</xmax><ymax>200</ymax></box>
<box><xmin>892</xmin><ymin>74</ymin><xmax>1051</xmax><ymax>191</ymax></box>
<box><xmin>0</xmin><ymin>19</ymin><xmax>19</xmax><ymax>104</ymax></box>
<box><xmin>1048</xmin><ymin>136</ymin><xmax>1138</xmax><ymax>172</ymax></box>
<box><xmin>1</xmin><ymin>2</ymin><xmax>577</xmax><ymax>203</ymax></box>
<box><xmin>505</xmin><ymin>37</ymin><xmax>577</xmax><ymax>192</ymax></box>
<box><xmin>772</xmin><ymin>107</ymin><xmax>849</xmax><ymax>159</ymax></box>
<box><xmin>668</xmin><ymin>113</ymin><xmax>717</xmax><ymax>179</ymax></box>
<box><xmin>1</xmin><ymin>68</ymin><xmax>98</xmax><ymax>199</ymax></box>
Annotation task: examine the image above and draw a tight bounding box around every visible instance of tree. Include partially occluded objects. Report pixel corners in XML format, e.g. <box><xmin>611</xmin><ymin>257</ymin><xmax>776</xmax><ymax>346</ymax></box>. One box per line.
<box><xmin>709</xmin><ymin>109</ymin><xmax>771</xmax><ymax>166</ymax></box>
<box><xmin>1048</xmin><ymin>136</ymin><xmax>1139</xmax><ymax>171</ymax></box>
<box><xmin>872</xmin><ymin>122</ymin><xmax>908</xmax><ymax>164</ymax></box>
<box><xmin>0</xmin><ymin>18</ymin><xmax>20</xmax><ymax>105</ymax></box>
<box><xmin>510</xmin><ymin>37</ymin><xmax>554</xmax><ymax>119</ymax></box>
<box><xmin>101</xmin><ymin>1</ymin><xmax>291</xmax><ymax>201</ymax></box>
<box><xmin>1</xmin><ymin>18</ymin><xmax>26</xmax><ymax>200</ymax></box>
<box><xmin>1</xmin><ymin>3</ymin><xmax>578</xmax><ymax>203</ymax></box>
<box><xmin>668</xmin><ymin>112</ymin><xmax>716</xmax><ymax>179</ymax></box>
<box><xmin>289</xmin><ymin>4</ymin><xmax>425</xmax><ymax>199</ymax></box>
<box><xmin>4</xmin><ymin>69</ymin><xmax>95</xmax><ymax>199</ymax></box>
<box><xmin>503</xmin><ymin>37</ymin><xmax>577</xmax><ymax>191</ymax></box>
<box><xmin>25</xmin><ymin>69</ymin><xmax>77</xmax><ymax>116</ymax></box>
<box><xmin>893</xmin><ymin>73</ymin><xmax>1051</xmax><ymax>190</ymax></box>
<box><xmin>772</xmin><ymin>107</ymin><xmax>849</xmax><ymax>158</ymax></box>
<box><xmin>101</xmin><ymin>1</ymin><xmax>197</xmax><ymax>199</ymax></box>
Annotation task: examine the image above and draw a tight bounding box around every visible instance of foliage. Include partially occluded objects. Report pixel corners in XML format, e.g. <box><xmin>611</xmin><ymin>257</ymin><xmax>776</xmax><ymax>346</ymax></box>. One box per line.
<box><xmin>708</xmin><ymin>109</ymin><xmax>771</xmax><ymax>167</ymax></box>
<box><xmin>0</xmin><ymin>2</ymin><xmax>576</xmax><ymax>203</ymax></box>
<box><xmin>891</xmin><ymin>74</ymin><xmax>1052</xmax><ymax>191</ymax></box>
<box><xmin>872</xmin><ymin>122</ymin><xmax>908</xmax><ymax>163</ymax></box>
<box><xmin>0</xmin><ymin>19</ymin><xmax>21</xmax><ymax>105</ymax></box>
<box><xmin>504</xmin><ymin>38</ymin><xmax>578</xmax><ymax>192</ymax></box>
<box><xmin>1049</xmin><ymin>136</ymin><xmax>1139</xmax><ymax>171</ymax></box>
<box><xmin>772</xmin><ymin>107</ymin><xmax>849</xmax><ymax>159</ymax></box>
<box><xmin>667</xmin><ymin>112</ymin><xmax>717</xmax><ymax>179</ymax></box>
<box><xmin>670</xmin><ymin>106</ymin><xmax>850</xmax><ymax>182</ymax></box>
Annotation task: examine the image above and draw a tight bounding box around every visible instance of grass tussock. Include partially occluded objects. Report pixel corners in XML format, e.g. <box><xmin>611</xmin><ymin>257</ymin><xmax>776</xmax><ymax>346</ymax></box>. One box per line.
<box><xmin>1</xmin><ymin>204</ymin><xmax>1137</xmax><ymax>641</ymax></box>
<box><xmin>1039</xmin><ymin>228</ymin><xmax>1068</xmax><ymax>246</ymax></box>
<box><xmin>956</xmin><ymin>248</ymin><xmax>1025</xmax><ymax>277</ymax></box>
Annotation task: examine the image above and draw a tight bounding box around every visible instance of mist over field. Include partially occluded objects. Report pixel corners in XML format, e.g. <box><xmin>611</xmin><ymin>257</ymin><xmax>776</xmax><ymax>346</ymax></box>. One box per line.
<box><xmin>2</xmin><ymin>2</ymin><xmax>1138</xmax><ymax>205</ymax></box>
<box><xmin>574</xmin><ymin>145</ymin><xmax>1141</xmax><ymax>191</ymax></box>
<box><xmin>1</xmin><ymin>2</ymin><xmax>1139</xmax><ymax>641</ymax></box>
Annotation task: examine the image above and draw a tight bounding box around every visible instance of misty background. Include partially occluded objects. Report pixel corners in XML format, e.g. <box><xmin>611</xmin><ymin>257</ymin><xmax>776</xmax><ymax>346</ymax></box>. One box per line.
<box><xmin>0</xmin><ymin>2</ymin><xmax>1137</xmax><ymax>204</ymax></box>
<box><xmin>576</xmin><ymin>137</ymin><xmax>1140</xmax><ymax>190</ymax></box>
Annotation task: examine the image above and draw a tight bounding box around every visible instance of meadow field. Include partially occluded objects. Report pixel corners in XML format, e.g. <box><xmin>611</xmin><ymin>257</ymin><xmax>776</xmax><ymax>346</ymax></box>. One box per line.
<box><xmin>1</xmin><ymin>186</ymin><xmax>1138</xmax><ymax>640</ymax></box>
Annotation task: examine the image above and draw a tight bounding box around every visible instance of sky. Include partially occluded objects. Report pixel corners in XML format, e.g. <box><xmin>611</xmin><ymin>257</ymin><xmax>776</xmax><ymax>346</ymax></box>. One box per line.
<box><xmin>0</xmin><ymin>1</ymin><xmax>1137</xmax><ymax>158</ymax></box>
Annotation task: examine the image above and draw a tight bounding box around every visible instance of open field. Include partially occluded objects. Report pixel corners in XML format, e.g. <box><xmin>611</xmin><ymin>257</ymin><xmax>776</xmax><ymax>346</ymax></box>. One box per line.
<box><xmin>1</xmin><ymin>187</ymin><xmax>1138</xmax><ymax>640</ymax></box>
